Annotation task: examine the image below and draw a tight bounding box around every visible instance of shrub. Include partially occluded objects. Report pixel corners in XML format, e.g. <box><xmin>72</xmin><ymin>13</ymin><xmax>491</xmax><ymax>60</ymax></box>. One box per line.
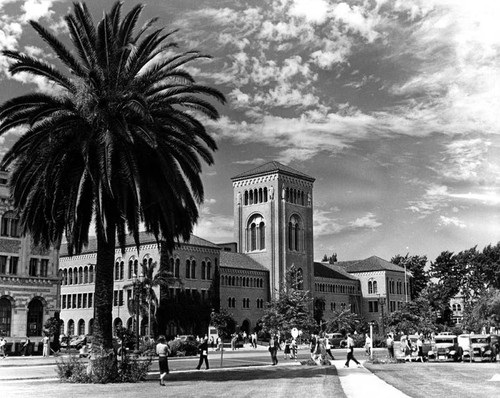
<box><xmin>168</xmin><ymin>339</ymin><xmax>199</xmax><ymax>357</ymax></box>
<box><xmin>55</xmin><ymin>352</ymin><xmax>152</xmax><ymax>384</ymax></box>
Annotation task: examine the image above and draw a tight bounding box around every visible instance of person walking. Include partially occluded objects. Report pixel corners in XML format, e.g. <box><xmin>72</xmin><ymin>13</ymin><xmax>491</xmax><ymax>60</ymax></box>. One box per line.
<box><xmin>364</xmin><ymin>333</ymin><xmax>372</xmax><ymax>356</ymax></box>
<box><xmin>0</xmin><ymin>337</ymin><xmax>7</xmax><ymax>359</ymax></box>
<box><xmin>283</xmin><ymin>339</ymin><xmax>291</xmax><ymax>359</ymax></box>
<box><xmin>344</xmin><ymin>333</ymin><xmax>361</xmax><ymax>368</ymax></box>
<box><xmin>269</xmin><ymin>335</ymin><xmax>279</xmax><ymax>365</ymax></box>
<box><xmin>386</xmin><ymin>333</ymin><xmax>394</xmax><ymax>359</ymax></box>
<box><xmin>196</xmin><ymin>337</ymin><xmax>209</xmax><ymax>370</ymax></box>
<box><xmin>156</xmin><ymin>335</ymin><xmax>170</xmax><ymax>386</ymax></box>
<box><xmin>290</xmin><ymin>338</ymin><xmax>298</xmax><ymax>359</ymax></box>
<box><xmin>325</xmin><ymin>336</ymin><xmax>335</xmax><ymax>360</ymax></box>
<box><xmin>416</xmin><ymin>335</ymin><xmax>424</xmax><ymax>362</ymax></box>
<box><xmin>251</xmin><ymin>332</ymin><xmax>257</xmax><ymax>348</ymax></box>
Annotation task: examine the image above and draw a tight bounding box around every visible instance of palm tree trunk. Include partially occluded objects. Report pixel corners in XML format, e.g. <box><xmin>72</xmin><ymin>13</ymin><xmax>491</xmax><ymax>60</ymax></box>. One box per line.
<box><xmin>93</xmin><ymin>222</ymin><xmax>116</xmax><ymax>350</ymax></box>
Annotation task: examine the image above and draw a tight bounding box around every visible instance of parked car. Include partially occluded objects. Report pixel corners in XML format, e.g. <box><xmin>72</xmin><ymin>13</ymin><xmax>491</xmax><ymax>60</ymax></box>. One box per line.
<box><xmin>462</xmin><ymin>334</ymin><xmax>497</xmax><ymax>362</ymax></box>
<box><xmin>428</xmin><ymin>334</ymin><xmax>462</xmax><ymax>361</ymax></box>
<box><xmin>326</xmin><ymin>332</ymin><xmax>346</xmax><ymax>348</ymax></box>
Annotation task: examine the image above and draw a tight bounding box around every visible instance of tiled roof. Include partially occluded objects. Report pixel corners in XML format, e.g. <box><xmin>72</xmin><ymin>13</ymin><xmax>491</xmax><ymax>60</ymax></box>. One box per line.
<box><xmin>231</xmin><ymin>161</ymin><xmax>315</xmax><ymax>182</ymax></box>
<box><xmin>337</xmin><ymin>256</ymin><xmax>405</xmax><ymax>273</ymax></box>
<box><xmin>314</xmin><ymin>262</ymin><xmax>358</xmax><ymax>281</ymax></box>
<box><xmin>219</xmin><ymin>251</ymin><xmax>268</xmax><ymax>272</ymax></box>
<box><xmin>59</xmin><ymin>231</ymin><xmax>220</xmax><ymax>256</ymax></box>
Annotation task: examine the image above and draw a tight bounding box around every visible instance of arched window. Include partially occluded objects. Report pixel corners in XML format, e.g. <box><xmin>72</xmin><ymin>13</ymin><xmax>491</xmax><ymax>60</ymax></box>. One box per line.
<box><xmin>247</xmin><ymin>214</ymin><xmax>266</xmax><ymax>252</ymax></box>
<box><xmin>207</xmin><ymin>262</ymin><xmax>211</xmax><ymax>280</ymax></box>
<box><xmin>67</xmin><ymin>319</ymin><xmax>75</xmax><ymax>336</ymax></box>
<box><xmin>175</xmin><ymin>259</ymin><xmax>180</xmax><ymax>277</ymax></box>
<box><xmin>288</xmin><ymin>215</ymin><xmax>302</xmax><ymax>251</ymax></box>
<box><xmin>68</xmin><ymin>269</ymin><xmax>73</xmax><ymax>285</ymax></box>
<box><xmin>201</xmin><ymin>261</ymin><xmax>206</xmax><ymax>280</ymax></box>
<box><xmin>78</xmin><ymin>319</ymin><xmax>85</xmax><ymax>336</ymax></box>
<box><xmin>1</xmin><ymin>211</ymin><xmax>20</xmax><ymax>237</ymax></box>
<box><xmin>27</xmin><ymin>298</ymin><xmax>44</xmax><ymax>337</ymax></box>
<box><xmin>84</xmin><ymin>267</ymin><xmax>88</xmax><ymax>284</ymax></box>
<box><xmin>0</xmin><ymin>297</ymin><xmax>12</xmax><ymax>336</ymax></box>
<box><xmin>114</xmin><ymin>261</ymin><xmax>120</xmax><ymax>280</ymax></box>
<box><xmin>191</xmin><ymin>260</ymin><xmax>196</xmax><ymax>279</ymax></box>
<box><xmin>185</xmin><ymin>260</ymin><xmax>191</xmax><ymax>279</ymax></box>
<box><xmin>169</xmin><ymin>258</ymin><xmax>174</xmax><ymax>274</ymax></box>
<box><xmin>244</xmin><ymin>191</ymin><xmax>248</xmax><ymax>206</ymax></box>
<box><xmin>368</xmin><ymin>281</ymin><xmax>373</xmax><ymax>294</ymax></box>
<box><xmin>120</xmin><ymin>261</ymin><xmax>124</xmax><ymax>280</ymax></box>
<box><xmin>373</xmin><ymin>281</ymin><xmax>378</xmax><ymax>294</ymax></box>
<box><xmin>89</xmin><ymin>265</ymin><xmax>94</xmax><ymax>284</ymax></box>
<box><xmin>63</xmin><ymin>269</ymin><xmax>68</xmax><ymax>285</ymax></box>
<box><xmin>128</xmin><ymin>259</ymin><xmax>133</xmax><ymax>279</ymax></box>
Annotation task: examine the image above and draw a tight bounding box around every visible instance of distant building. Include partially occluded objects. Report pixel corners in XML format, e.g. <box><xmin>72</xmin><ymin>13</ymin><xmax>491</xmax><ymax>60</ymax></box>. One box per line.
<box><xmin>337</xmin><ymin>256</ymin><xmax>410</xmax><ymax>325</ymax></box>
<box><xmin>0</xmin><ymin>169</ymin><xmax>59</xmax><ymax>341</ymax></box>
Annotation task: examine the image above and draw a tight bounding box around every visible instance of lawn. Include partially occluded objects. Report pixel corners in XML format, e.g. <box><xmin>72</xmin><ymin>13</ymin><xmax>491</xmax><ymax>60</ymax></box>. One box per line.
<box><xmin>364</xmin><ymin>361</ymin><xmax>500</xmax><ymax>398</ymax></box>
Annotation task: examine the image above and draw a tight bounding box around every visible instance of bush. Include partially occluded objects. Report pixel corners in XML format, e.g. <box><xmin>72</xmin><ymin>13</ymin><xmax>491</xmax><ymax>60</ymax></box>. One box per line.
<box><xmin>55</xmin><ymin>352</ymin><xmax>152</xmax><ymax>384</ymax></box>
<box><xmin>169</xmin><ymin>339</ymin><xmax>199</xmax><ymax>357</ymax></box>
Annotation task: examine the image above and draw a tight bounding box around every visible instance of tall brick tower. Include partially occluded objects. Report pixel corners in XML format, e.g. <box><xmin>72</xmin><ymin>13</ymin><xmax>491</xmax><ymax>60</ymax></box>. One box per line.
<box><xmin>231</xmin><ymin>161</ymin><xmax>315</xmax><ymax>298</ymax></box>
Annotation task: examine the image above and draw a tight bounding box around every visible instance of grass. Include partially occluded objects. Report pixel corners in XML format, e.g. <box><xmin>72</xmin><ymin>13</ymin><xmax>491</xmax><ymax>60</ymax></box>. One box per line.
<box><xmin>364</xmin><ymin>360</ymin><xmax>500</xmax><ymax>398</ymax></box>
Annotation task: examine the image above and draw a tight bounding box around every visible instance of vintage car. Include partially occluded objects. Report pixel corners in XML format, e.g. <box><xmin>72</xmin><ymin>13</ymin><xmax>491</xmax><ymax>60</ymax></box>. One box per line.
<box><xmin>462</xmin><ymin>334</ymin><xmax>497</xmax><ymax>362</ymax></box>
<box><xmin>326</xmin><ymin>332</ymin><xmax>346</xmax><ymax>348</ymax></box>
<box><xmin>428</xmin><ymin>334</ymin><xmax>462</xmax><ymax>361</ymax></box>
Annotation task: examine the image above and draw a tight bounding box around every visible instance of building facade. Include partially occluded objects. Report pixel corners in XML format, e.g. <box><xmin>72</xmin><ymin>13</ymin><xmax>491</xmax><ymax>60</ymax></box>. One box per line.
<box><xmin>0</xmin><ymin>169</ymin><xmax>59</xmax><ymax>342</ymax></box>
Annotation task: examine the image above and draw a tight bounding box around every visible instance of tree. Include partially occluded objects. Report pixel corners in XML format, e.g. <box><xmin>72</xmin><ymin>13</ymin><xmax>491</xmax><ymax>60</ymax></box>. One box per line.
<box><xmin>384</xmin><ymin>297</ymin><xmax>437</xmax><ymax>335</ymax></box>
<box><xmin>124</xmin><ymin>260</ymin><xmax>179</xmax><ymax>338</ymax></box>
<box><xmin>462</xmin><ymin>288</ymin><xmax>500</xmax><ymax>333</ymax></box>
<box><xmin>259</xmin><ymin>265</ymin><xmax>316</xmax><ymax>335</ymax></box>
<box><xmin>209</xmin><ymin>264</ymin><xmax>221</xmax><ymax>312</ymax></box>
<box><xmin>210</xmin><ymin>308</ymin><xmax>236</xmax><ymax>339</ymax></box>
<box><xmin>43</xmin><ymin>312</ymin><xmax>63</xmax><ymax>352</ymax></box>
<box><xmin>391</xmin><ymin>253</ymin><xmax>429</xmax><ymax>299</ymax></box>
<box><xmin>0</xmin><ymin>2</ymin><xmax>224</xmax><ymax>349</ymax></box>
<box><xmin>325</xmin><ymin>309</ymin><xmax>363</xmax><ymax>335</ymax></box>
<box><xmin>313</xmin><ymin>297</ymin><xmax>325</xmax><ymax>326</ymax></box>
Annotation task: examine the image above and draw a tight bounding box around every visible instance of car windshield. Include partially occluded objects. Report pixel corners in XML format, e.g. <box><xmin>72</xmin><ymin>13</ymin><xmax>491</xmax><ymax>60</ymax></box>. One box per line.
<box><xmin>435</xmin><ymin>338</ymin><xmax>454</xmax><ymax>344</ymax></box>
<box><xmin>471</xmin><ymin>338</ymin><xmax>488</xmax><ymax>344</ymax></box>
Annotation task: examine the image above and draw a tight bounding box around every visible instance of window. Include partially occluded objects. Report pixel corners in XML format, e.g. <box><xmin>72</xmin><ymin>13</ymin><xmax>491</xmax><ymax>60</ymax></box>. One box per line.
<box><xmin>368</xmin><ymin>301</ymin><xmax>379</xmax><ymax>313</ymax></box>
<box><xmin>1</xmin><ymin>211</ymin><xmax>20</xmax><ymax>237</ymax></box>
<box><xmin>29</xmin><ymin>258</ymin><xmax>38</xmax><ymax>276</ymax></box>
<box><xmin>368</xmin><ymin>281</ymin><xmax>373</xmax><ymax>294</ymax></box>
<box><xmin>0</xmin><ymin>298</ymin><xmax>12</xmax><ymax>336</ymax></box>
<box><xmin>201</xmin><ymin>261</ymin><xmax>206</xmax><ymax>280</ymax></box>
<box><xmin>119</xmin><ymin>290</ymin><xmax>124</xmax><ymax>306</ymax></box>
<box><xmin>373</xmin><ymin>281</ymin><xmax>378</xmax><ymax>294</ymax></box>
<box><xmin>62</xmin><ymin>295</ymin><xmax>66</xmax><ymax>309</ymax></box>
<box><xmin>185</xmin><ymin>260</ymin><xmax>191</xmax><ymax>279</ymax></box>
<box><xmin>82</xmin><ymin>294</ymin><xmax>87</xmax><ymax>308</ymax></box>
<box><xmin>8</xmin><ymin>257</ymin><xmax>18</xmax><ymax>275</ymax></box>
<box><xmin>67</xmin><ymin>295</ymin><xmax>72</xmax><ymax>308</ymax></box>
<box><xmin>40</xmin><ymin>259</ymin><xmax>49</xmax><ymax>277</ymax></box>
<box><xmin>206</xmin><ymin>262</ymin><xmax>211</xmax><ymax>280</ymax></box>
<box><xmin>191</xmin><ymin>260</ymin><xmax>196</xmax><ymax>279</ymax></box>
<box><xmin>175</xmin><ymin>258</ymin><xmax>180</xmax><ymax>277</ymax></box>
<box><xmin>288</xmin><ymin>215</ymin><xmax>302</xmax><ymax>251</ymax></box>
<box><xmin>0</xmin><ymin>256</ymin><xmax>6</xmax><ymax>274</ymax></box>
<box><xmin>247</xmin><ymin>214</ymin><xmax>266</xmax><ymax>252</ymax></box>
<box><xmin>88</xmin><ymin>293</ymin><xmax>93</xmax><ymax>308</ymax></box>
<box><xmin>77</xmin><ymin>294</ymin><xmax>82</xmax><ymax>308</ymax></box>
<box><xmin>72</xmin><ymin>294</ymin><xmax>77</xmax><ymax>308</ymax></box>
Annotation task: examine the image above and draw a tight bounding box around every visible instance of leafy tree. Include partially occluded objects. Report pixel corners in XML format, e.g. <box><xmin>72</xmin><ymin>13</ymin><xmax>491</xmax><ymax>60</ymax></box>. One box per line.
<box><xmin>210</xmin><ymin>308</ymin><xmax>236</xmax><ymax>339</ymax></box>
<box><xmin>325</xmin><ymin>309</ymin><xmax>363</xmax><ymax>335</ymax></box>
<box><xmin>462</xmin><ymin>288</ymin><xmax>500</xmax><ymax>333</ymax></box>
<box><xmin>43</xmin><ymin>312</ymin><xmax>63</xmax><ymax>352</ymax></box>
<box><xmin>259</xmin><ymin>265</ymin><xmax>316</xmax><ymax>335</ymax></box>
<box><xmin>391</xmin><ymin>253</ymin><xmax>429</xmax><ymax>299</ymax></box>
<box><xmin>0</xmin><ymin>2</ymin><xmax>224</xmax><ymax>349</ymax></box>
<box><xmin>313</xmin><ymin>297</ymin><xmax>325</xmax><ymax>326</ymax></box>
<box><xmin>384</xmin><ymin>297</ymin><xmax>437</xmax><ymax>335</ymax></box>
<box><xmin>321</xmin><ymin>253</ymin><xmax>337</xmax><ymax>264</ymax></box>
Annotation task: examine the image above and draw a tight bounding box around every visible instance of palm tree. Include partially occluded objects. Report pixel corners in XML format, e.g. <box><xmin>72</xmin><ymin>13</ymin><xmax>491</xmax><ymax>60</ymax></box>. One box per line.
<box><xmin>125</xmin><ymin>260</ymin><xmax>181</xmax><ymax>339</ymax></box>
<box><xmin>0</xmin><ymin>2</ymin><xmax>225</xmax><ymax>349</ymax></box>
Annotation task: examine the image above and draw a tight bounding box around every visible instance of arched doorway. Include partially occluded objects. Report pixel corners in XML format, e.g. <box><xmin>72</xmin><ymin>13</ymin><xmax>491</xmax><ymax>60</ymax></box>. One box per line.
<box><xmin>27</xmin><ymin>298</ymin><xmax>44</xmax><ymax>337</ymax></box>
<box><xmin>241</xmin><ymin>319</ymin><xmax>250</xmax><ymax>334</ymax></box>
<box><xmin>113</xmin><ymin>318</ymin><xmax>123</xmax><ymax>335</ymax></box>
<box><xmin>88</xmin><ymin>318</ymin><xmax>94</xmax><ymax>335</ymax></box>
<box><xmin>67</xmin><ymin>319</ymin><xmax>75</xmax><ymax>336</ymax></box>
<box><xmin>0</xmin><ymin>297</ymin><xmax>12</xmax><ymax>337</ymax></box>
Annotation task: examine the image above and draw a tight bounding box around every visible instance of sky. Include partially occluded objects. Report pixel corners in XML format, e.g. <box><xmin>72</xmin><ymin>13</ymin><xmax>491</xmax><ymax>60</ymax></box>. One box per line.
<box><xmin>0</xmin><ymin>0</ymin><xmax>500</xmax><ymax>264</ymax></box>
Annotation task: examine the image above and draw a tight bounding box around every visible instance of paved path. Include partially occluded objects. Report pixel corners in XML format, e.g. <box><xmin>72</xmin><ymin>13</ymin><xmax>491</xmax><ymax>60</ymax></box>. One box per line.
<box><xmin>334</xmin><ymin>360</ymin><xmax>411</xmax><ymax>398</ymax></box>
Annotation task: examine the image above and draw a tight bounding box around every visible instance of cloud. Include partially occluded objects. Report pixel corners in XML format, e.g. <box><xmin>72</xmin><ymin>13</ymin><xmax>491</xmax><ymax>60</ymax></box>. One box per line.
<box><xmin>192</xmin><ymin>204</ymin><xmax>234</xmax><ymax>242</ymax></box>
<box><xmin>349</xmin><ymin>212</ymin><xmax>382</xmax><ymax>229</ymax></box>
<box><xmin>288</xmin><ymin>0</ymin><xmax>330</xmax><ymax>25</ymax></box>
<box><xmin>21</xmin><ymin>0</ymin><xmax>55</xmax><ymax>23</ymax></box>
<box><xmin>438</xmin><ymin>215</ymin><xmax>466</xmax><ymax>229</ymax></box>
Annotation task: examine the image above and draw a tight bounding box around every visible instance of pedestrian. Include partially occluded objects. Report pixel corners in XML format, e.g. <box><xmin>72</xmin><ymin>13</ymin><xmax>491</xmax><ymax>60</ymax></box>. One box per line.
<box><xmin>325</xmin><ymin>335</ymin><xmax>335</xmax><ymax>360</ymax></box>
<box><xmin>386</xmin><ymin>333</ymin><xmax>394</xmax><ymax>359</ymax></box>
<box><xmin>309</xmin><ymin>333</ymin><xmax>317</xmax><ymax>359</ymax></box>
<box><xmin>156</xmin><ymin>335</ymin><xmax>170</xmax><ymax>386</ymax></box>
<box><xmin>401</xmin><ymin>334</ymin><xmax>411</xmax><ymax>361</ymax></box>
<box><xmin>21</xmin><ymin>338</ymin><xmax>31</xmax><ymax>356</ymax></box>
<box><xmin>196</xmin><ymin>337</ymin><xmax>209</xmax><ymax>370</ymax></box>
<box><xmin>416</xmin><ymin>335</ymin><xmax>424</xmax><ymax>362</ymax></box>
<box><xmin>42</xmin><ymin>334</ymin><xmax>50</xmax><ymax>357</ymax></box>
<box><xmin>269</xmin><ymin>335</ymin><xmax>279</xmax><ymax>365</ymax></box>
<box><xmin>283</xmin><ymin>339</ymin><xmax>291</xmax><ymax>359</ymax></box>
<box><xmin>290</xmin><ymin>338</ymin><xmax>298</xmax><ymax>359</ymax></box>
<box><xmin>0</xmin><ymin>336</ymin><xmax>7</xmax><ymax>359</ymax></box>
<box><xmin>364</xmin><ymin>333</ymin><xmax>372</xmax><ymax>356</ymax></box>
<box><xmin>251</xmin><ymin>332</ymin><xmax>257</xmax><ymax>348</ymax></box>
<box><xmin>344</xmin><ymin>333</ymin><xmax>361</xmax><ymax>368</ymax></box>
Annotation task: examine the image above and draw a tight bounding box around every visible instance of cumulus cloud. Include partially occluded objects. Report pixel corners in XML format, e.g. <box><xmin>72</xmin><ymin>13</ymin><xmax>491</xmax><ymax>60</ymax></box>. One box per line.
<box><xmin>349</xmin><ymin>213</ymin><xmax>382</xmax><ymax>229</ymax></box>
